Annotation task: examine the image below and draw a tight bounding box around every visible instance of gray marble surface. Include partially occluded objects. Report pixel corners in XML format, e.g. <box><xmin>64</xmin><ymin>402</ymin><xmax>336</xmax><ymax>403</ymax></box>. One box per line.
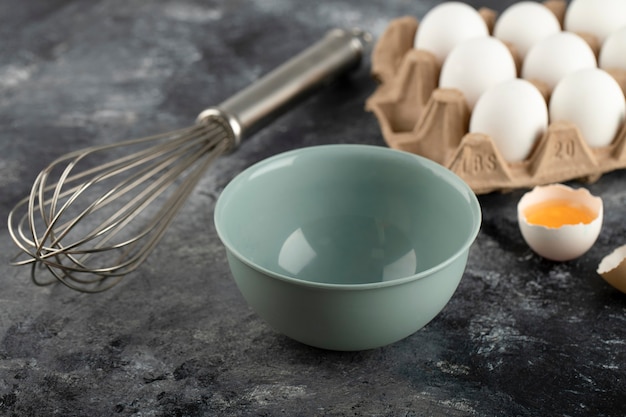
<box><xmin>1</xmin><ymin>0</ymin><xmax>625</xmax><ymax>416</ymax></box>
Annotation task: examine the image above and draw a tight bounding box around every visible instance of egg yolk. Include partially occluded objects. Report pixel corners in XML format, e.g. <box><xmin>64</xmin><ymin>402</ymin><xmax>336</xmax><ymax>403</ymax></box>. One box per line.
<box><xmin>524</xmin><ymin>199</ymin><xmax>596</xmax><ymax>228</ymax></box>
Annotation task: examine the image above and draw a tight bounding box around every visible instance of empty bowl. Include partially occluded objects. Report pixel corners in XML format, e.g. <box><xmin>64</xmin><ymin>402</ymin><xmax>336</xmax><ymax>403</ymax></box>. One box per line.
<box><xmin>214</xmin><ymin>144</ymin><xmax>481</xmax><ymax>350</ymax></box>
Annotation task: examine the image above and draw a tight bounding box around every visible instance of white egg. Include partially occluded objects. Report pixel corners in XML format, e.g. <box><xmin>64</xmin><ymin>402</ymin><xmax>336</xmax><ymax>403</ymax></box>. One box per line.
<box><xmin>549</xmin><ymin>68</ymin><xmax>626</xmax><ymax>148</ymax></box>
<box><xmin>439</xmin><ymin>37</ymin><xmax>517</xmax><ymax>109</ymax></box>
<box><xmin>518</xmin><ymin>184</ymin><xmax>603</xmax><ymax>262</ymax></box>
<box><xmin>470</xmin><ymin>79</ymin><xmax>548</xmax><ymax>162</ymax></box>
<box><xmin>414</xmin><ymin>2</ymin><xmax>489</xmax><ymax>64</ymax></box>
<box><xmin>494</xmin><ymin>1</ymin><xmax>561</xmax><ymax>59</ymax></box>
<box><xmin>600</xmin><ymin>26</ymin><xmax>626</xmax><ymax>71</ymax></box>
<box><xmin>565</xmin><ymin>0</ymin><xmax>626</xmax><ymax>44</ymax></box>
<box><xmin>522</xmin><ymin>32</ymin><xmax>597</xmax><ymax>90</ymax></box>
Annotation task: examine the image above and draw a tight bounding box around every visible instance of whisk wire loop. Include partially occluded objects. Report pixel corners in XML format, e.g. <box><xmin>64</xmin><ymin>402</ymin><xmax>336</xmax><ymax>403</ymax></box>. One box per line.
<box><xmin>9</xmin><ymin>122</ymin><xmax>231</xmax><ymax>292</ymax></box>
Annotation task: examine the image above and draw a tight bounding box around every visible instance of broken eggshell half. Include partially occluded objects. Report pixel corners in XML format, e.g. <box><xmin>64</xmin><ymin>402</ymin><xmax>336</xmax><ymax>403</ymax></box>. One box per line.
<box><xmin>517</xmin><ymin>183</ymin><xmax>603</xmax><ymax>261</ymax></box>
<box><xmin>597</xmin><ymin>245</ymin><xmax>626</xmax><ymax>294</ymax></box>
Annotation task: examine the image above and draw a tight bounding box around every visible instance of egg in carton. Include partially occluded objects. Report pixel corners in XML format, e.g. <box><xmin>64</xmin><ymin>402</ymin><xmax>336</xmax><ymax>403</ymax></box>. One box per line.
<box><xmin>366</xmin><ymin>0</ymin><xmax>626</xmax><ymax>194</ymax></box>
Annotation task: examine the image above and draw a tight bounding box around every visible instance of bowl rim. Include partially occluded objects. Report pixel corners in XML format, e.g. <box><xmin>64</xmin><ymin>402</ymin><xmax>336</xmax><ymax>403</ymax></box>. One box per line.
<box><xmin>214</xmin><ymin>144</ymin><xmax>482</xmax><ymax>291</ymax></box>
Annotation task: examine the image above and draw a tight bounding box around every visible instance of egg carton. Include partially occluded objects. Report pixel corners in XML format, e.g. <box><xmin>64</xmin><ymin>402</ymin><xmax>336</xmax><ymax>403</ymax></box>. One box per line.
<box><xmin>366</xmin><ymin>0</ymin><xmax>626</xmax><ymax>194</ymax></box>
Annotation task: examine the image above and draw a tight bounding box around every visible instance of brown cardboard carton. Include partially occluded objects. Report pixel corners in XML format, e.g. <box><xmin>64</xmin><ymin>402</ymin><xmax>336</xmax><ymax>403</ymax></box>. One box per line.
<box><xmin>366</xmin><ymin>0</ymin><xmax>626</xmax><ymax>194</ymax></box>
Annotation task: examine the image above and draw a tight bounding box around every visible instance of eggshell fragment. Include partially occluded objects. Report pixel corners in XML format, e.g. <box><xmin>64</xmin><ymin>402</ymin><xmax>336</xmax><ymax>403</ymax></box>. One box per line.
<box><xmin>517</xmin><ymin>184</ymin><xmax>603</xmax><ymax>261</ymax></box>
<box><xmin>597</xmin><ymin>245</ymin><xmax>626</xmax><ymax>294</ymax></box>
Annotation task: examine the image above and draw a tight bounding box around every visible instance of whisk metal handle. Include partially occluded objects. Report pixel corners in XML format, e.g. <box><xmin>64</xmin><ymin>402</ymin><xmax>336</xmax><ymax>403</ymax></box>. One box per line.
<box><xmin>197</xmin><ymin>28</ymin><xmax>373</xmax><ymax>148</ymax></box>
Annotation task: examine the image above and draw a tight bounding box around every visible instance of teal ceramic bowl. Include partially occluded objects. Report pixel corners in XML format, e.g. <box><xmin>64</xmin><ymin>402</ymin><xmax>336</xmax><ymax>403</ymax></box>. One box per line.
<box><xmin>214</xmin><ymin>144</ymin><xmax>481</xmax><ymax>351</ymax></box>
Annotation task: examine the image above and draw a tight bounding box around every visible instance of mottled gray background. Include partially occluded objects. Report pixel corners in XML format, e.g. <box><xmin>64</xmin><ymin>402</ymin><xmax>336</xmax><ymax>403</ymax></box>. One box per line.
<box><xmin>1</xmin><ymin>0</ymin><xmax>625</xmax><ymax>416</ymax></box>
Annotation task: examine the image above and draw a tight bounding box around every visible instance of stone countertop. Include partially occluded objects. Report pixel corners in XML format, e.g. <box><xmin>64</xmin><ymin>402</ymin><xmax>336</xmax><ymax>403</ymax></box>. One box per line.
<box><xmin>1</xmin><ymin>0</ymin><xmax>625</xmax><ymax>416</ymax></box>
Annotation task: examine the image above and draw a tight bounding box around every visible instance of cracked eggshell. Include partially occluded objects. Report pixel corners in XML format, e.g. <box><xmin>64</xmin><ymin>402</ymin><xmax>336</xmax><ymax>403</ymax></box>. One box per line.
<box><xmin>517</xmin><ymin>184</ymin><xmax>603</xmax><ymax>261</ymax></box>
<box><xmin>597</xmin><ymin>245</ymin><xmax>626</xmax><ymax>294</ymax></box>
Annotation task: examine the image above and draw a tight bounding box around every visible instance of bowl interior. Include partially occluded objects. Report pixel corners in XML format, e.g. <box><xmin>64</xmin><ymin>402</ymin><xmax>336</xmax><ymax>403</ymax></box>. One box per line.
<box><xmin>215</xmin><ymin>145</ymin><xmax>481</xmax><ymax>285</ymax></box>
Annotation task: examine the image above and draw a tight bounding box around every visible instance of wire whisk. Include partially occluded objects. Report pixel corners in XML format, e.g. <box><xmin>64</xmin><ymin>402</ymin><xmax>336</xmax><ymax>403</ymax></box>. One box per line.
<box><xmin>7</xmin><ymin>28</ymin><xmax>372</xmax><ymax>293</ymax></box>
